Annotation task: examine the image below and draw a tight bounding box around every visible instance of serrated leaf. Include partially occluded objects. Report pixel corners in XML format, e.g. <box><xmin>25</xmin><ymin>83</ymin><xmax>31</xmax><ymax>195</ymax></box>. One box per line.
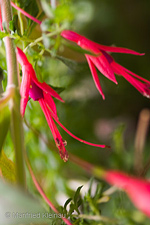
<box><xmin>0</xmin><ymin>180</ymin><xmax>50</xmax><ymax>225</ymax></box>
<box><xmin>74</xmin><ymin>185</ymin><xmax>83</xmax><ymax>205</ymax></box>
<box><xmin>0</xmin><ymin>105</ymin><xmax>10</xmax><ymax>153</ymax></box>
<box><xmin>0</xmin><ymin>150</ymin><xmax>16</xmax><ymax>183</ymax></box>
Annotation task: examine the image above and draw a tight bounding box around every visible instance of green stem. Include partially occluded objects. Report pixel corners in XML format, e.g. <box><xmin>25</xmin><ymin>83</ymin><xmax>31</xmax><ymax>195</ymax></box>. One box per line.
<box><xmin>16</xmin><ymin>2</ymin><xmax>25</xmax><ymax>49</ymax></box>
<box><xmin>0</xmin><ymin>0</ymin><xmax>26</xmax><ymax>189</ymax></box>
<box><xmin>18</xmin><ymin>12</ymin><xmax>24</xmax><ymax>36</ymax></box>
<box><xmin>24</xmin><ymin>26</ymin><xmax>65</xmax><ymax>52</ymax></box>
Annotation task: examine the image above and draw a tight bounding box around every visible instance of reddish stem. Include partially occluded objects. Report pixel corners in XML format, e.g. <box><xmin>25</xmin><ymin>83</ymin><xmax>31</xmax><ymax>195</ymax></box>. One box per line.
<box><xmin>26</xmin><ymin>156</ymin><xmax>73</xmax><ymax>225</ymax></box>
<box><xmin>11</xmin><ymin>2</ymin><xmax>42</xmax><ymax>25</ymax></box>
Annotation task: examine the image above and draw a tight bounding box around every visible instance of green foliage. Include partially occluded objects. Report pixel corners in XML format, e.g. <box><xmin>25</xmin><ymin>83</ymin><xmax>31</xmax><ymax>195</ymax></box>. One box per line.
<box><xmin>0</xmin><ymin>150</ymin><xmax>16</xmax><ymax>183</ymax></box>
<box><xmin>56</xmin><ymin>55</ymin><xmax>89</xmax><ymax>74</ymax></box>
<box><xmin>58</xmin><ymin>179</ymin><xmax>150</xmax><ymax>225</ymax></box>
<box><xmin>18</xmin><ymin>0</ymin><xmax>39</xmax><ymax>17</ymax></box>
<box><xmin>0</xmin><ymin>31</ymin><xmax>8</xmax><ymax>39</ymax></box>
<box><xmin>0</xmin><ymin>0</ymin><xmax>150</xmax><ymax>225</ymax></box>
<box><xmin>0</xmin><ymin>180</ymin><xmax>50</xmax><ymax>225</ymax></box>
<box><xmin>0</xmin><ymin>105</ymin><xmax>10</xmax><ymax>153</ymax></box>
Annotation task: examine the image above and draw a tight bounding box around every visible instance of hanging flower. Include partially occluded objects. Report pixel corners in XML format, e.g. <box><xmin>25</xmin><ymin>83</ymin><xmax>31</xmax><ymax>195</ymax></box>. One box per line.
<box><xmin>61</xmin><ymin>30</ymin><xmax>150</xmax><ymax>99</ymax></box>
<box><xmin>104</xmin><ymin>170</ymin><xmax>150</xmax><ymax>217</ymax></box>
<box><xmin>17</xmin><ymin>47</ymin><xmax>108</xmax><ymax>161</ymax></box>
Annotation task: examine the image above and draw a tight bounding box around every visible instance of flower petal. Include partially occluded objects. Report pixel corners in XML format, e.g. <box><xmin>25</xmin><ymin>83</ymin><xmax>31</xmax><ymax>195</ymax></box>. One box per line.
<box><xmin>88</xmin><ymin>54</ymin><xmax>117</xmax><ymax>84</ymax></box>
<box><xmin>117</xmin><ymin>64</ymin><xmax>150</xmax><ymax>85</ymax></box>
<box><xmin>112</xmin><ymin>62</ymin><xmax>150</xmax><ymax>98</ymax></box>
<box><xmin>52</xmin><ymin>115</ymin><xmax>109</xmax><ymax>148</ymax></box>
<box><xmin>17</xmin><ymin>47</ymin><xmax>29</xmax><ymax>66</ymax></box>
<box><xmin>34</xmin><ymin>80</ymin><xmax>64</xmax><ymax>102</ymax></box>
<box><xmin>105</xmin><ymin>170</ymin><xmax>150</xmax><ymax>217</ymax></box>
<box><xmin>92</xmin><ymin>42</ymin><xmax>145</xmax><ymax>56</ymax></box>
<box><xmin>20</xmin><ymin>66</ymin><xmax>31</xmax><ymax>116</ymax></box>
<box><xmin>43</xmin><ymin>92</ymin><xmax>58</xmax><ymax>118</ymax></box>
<box><xmin>86</xmin><ymin>56</ymin><xmax>105</xmax><ymax>99</ymax></box>
<box><xmin>61</xmin><ymin>30</ymin><xmax>81</xmax><ymax>43</ymax></box>
<box><xmin>39</xmin><ymin>99</ymin><xmax>68</xmax><ymax>162</ymax></box>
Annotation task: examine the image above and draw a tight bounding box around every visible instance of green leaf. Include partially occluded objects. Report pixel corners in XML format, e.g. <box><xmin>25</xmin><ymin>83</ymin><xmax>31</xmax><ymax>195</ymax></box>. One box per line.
<box><xmin>20</xmin><ymin>0</ymin><xmax>39</xmax><ymax>18</ymax></box>
<box><xmin>9</xmin><ymin>15</ymin><xmax>19</xmax><ymax>34</ymax></box>
<box><xmin>64</xmin><ymin>197</ymin><xmax>72</xmax><ymax>209</ymax></box>
<box><xmin>0</xmin><ymin>180</ymin><xmax>50</xmax><ymax>225</ymax></box>
<box><xmin>74</xmin><ymin>185</ymin><xmax>83</xmax><ymax>205</ymax></box>
<box><xmin>0</xmin><ymin>150</ymin><xmax>16</xmax><ymax>183</ymax></box>
<box><xmin>54</xmin><ymin>4</ymin><xmax>74</xmax><ymax>24</ymax></box>
<box><xmin>9</xmin><ymin>21</ymin><xmax>14</xmax><ymax>32</ymax></box>
<box><xmin>0</xmin><ymin>31</ymin><xmax>8</xmax><ymax>39</ymax></box>
<box><xmin>56</xmin><ymin>55</ymin><xmax>89</xmax><ymax>74</ymax></box>
<box><xmin>0</xmin><ymin>105</ymin><xmax>10</xmax><ymax>153</ymax></box>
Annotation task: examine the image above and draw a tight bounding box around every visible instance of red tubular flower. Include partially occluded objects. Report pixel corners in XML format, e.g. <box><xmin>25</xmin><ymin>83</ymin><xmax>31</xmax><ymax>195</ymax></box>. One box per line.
<box><xmin>61</xmin><ymin>30</ymin><xmax>150</xmax><ymax>99</ymax></box>
<box><xmin>17</xmin><ymin>48</ymin><xmax>108</xmax><ymax>161</ymax></box>
<box><xmin>104</xmin><ymin>170</ymin><xmax>150</xmax><ymax>217</ymax></box>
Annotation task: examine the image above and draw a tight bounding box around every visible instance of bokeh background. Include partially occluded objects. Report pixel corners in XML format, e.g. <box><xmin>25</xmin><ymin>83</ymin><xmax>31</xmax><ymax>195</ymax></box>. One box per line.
<box><xmin>2</xmin><ymin>0</ymin><xmax>150</xmax><ymax>223</ymax></box>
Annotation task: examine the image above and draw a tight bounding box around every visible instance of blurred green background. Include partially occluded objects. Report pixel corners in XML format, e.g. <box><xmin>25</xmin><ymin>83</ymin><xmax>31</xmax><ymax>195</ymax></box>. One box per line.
<box><xmin>1</xmin><ymin>0</ymin><xmax>150</xmax><ymax>223</ymax></box>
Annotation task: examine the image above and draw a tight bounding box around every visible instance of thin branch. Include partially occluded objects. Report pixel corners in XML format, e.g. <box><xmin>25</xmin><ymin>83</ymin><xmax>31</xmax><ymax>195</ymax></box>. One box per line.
<box><xmin>0</xmin><ymin>0</ymin><xmax>26</xmax><ymax>188</ymax></box>
<box><xmin>25</xmin><ymin>155</ymin><xmax>73</xmax><ymax>225</ymax></box>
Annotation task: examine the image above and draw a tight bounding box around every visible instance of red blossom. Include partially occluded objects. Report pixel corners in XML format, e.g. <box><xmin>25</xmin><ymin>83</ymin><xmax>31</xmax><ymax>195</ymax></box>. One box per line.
<box><xmin>17</xmin><ymin>48</ymin><xmax>108</xmax><ymax>161</ymax></box>
<box><xmin>104</xmin><ymin>170</ymin><xmax>150</xmax><ymax>217</ymax></box>
<box><xmin>61</xmin><ymin>30</ymin><xmax>150</xmax><ymax>99</ymax></box>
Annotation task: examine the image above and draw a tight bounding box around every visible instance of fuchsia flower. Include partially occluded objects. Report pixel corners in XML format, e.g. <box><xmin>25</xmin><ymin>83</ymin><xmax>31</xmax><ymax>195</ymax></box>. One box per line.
<box><xmin>61</xmin><ymin>30</ymin><xmax>150</xmax><ymax>99</ymax></box>
<box><xmin>104</xmin><ymin>170</ymin><xmax>150</xmax><ymax>217</ymax></box>
<box><xmin>17</xmin><ymin>48</ymin><xmax>108</xmax><ymax>161</ymax></box>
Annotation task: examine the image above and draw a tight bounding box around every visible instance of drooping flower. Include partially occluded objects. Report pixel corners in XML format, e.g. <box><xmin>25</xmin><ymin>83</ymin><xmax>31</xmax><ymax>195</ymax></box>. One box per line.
<box><xmin>17</xmin><ymin>47</ymin><xmax>108</xmax><ymax>161</ymax></box>
<box><xmin>61</xmin><ymin>30</ymin><xmax>150</xmax><ymax>99</ymax></box>
<box><xmin>104</xmin><ymin>170</ymin><xmax>150</xmax><ymax>217</ymax></box>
